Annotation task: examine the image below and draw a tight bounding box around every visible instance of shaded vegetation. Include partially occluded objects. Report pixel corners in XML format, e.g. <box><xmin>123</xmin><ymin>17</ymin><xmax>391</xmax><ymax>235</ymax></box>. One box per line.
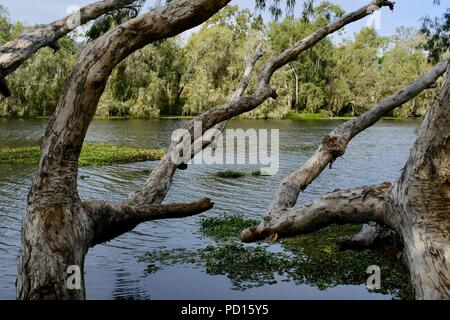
<box><xmin>139</xmin><ymin>215</ymin><xmax>414</xmax><ymax>299</ymax></box>
<box><xmin>215</xmin><ymin>170</ymin><xmax>247</xmax><ymax>179</ymax></box>
<box><xmin>200</xmin><ymin>214</ymin><xmax>259</xmax><ymax>241</ymax></box>
<box><xmin>0</xmin><ymin>143</ymin><xmax>165</xmax><ymax>166</ymax></box>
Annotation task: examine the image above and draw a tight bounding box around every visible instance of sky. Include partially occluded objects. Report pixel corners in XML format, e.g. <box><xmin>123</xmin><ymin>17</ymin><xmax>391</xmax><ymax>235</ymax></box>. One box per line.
<box><xmin>1</xmin><ymin>0</ymin><xmax>448</xmax><ymax>41</ymax></box>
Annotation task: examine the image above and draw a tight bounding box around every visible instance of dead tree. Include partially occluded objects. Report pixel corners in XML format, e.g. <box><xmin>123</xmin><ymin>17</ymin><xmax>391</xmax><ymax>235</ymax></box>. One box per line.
<box><xmin>1</xmin><ymin>0</ymin><xmax>432</xmax><ymax>299</ymax></box>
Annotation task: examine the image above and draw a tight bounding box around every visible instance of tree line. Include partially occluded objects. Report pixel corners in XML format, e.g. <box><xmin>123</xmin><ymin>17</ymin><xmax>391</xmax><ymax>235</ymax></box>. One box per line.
<box><xmin>0</xmin><ymin>3</ymin><xmax>447</xmax><ymax>119</ymax></box>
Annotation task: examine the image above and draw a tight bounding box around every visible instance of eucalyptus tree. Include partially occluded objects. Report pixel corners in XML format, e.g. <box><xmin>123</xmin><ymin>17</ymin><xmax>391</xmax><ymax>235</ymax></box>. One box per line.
<box><xmin>421</xmin><ymin>4</ymin><xmax>449</xmax><ymax>64</ymax></box>
<box><xmin>267</xmin><ymin>1</ymin><xmax>343</xmax><ymax>112</ymax></box>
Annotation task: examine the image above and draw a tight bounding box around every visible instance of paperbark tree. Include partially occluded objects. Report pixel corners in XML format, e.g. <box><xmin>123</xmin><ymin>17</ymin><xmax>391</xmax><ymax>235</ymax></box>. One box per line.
<box><xmin>241</xmin><ymin>61</ymin><xmax>450</xmax><ymax>299</ymax></box>
<box><xmin>3</xmin><ymin>0</ymin><xmax>430</xmax><ymax>300</ymax></box>
<box><xmin>15</xmin><ymin>0</ymin><xmax>231</xmax><ymax>300</ymax></box>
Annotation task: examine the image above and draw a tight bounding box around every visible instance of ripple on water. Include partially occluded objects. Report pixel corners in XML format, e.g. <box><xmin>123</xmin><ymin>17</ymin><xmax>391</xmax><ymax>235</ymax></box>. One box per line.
<box><xmin>0</xmin><ymin>119</ymin><xmax>420</xmax><ymax>299</ymax></box>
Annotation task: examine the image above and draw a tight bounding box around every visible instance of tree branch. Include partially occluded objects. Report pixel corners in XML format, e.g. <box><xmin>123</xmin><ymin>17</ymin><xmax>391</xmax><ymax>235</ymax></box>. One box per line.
<box><xmin>270</xmin><ymin>57</ymin><xmax>449</xmax><ymax>211</ymax></box>
<box><xmin>127</xmin><ymin>43</ymin><xmax>264</xmax><ymax>205</ymax></box>
<box><xmin>85</xmin><ymin>198</ymin><xmax>214</xmax><ymax>246</ymax></box>
<box><xmin>240</xmin><ymin>57</ymin><xmax>448</xmax><ymax>243</ymax></box>
<box><xmin>128</xmin><ymin>0</ymin><xmax>392</xmax><ymax>205</ymax></box>
<box><xmin>185</xmin><ymin>1</ymin><xmax>396</xmax><ymax>137</ymax></box>
<box><xmin>257</xmin><ymin>0</ymin><xmax>396</xmax><ymax>87</ymax></box>
<box><xmin>33</xmin><ymin>0</ymin><xmax>231</xmax><ymax>201</ymax></box>
<box><xmin>0</xmin><ymin>0</ymin><xmax>140</xmax><ymax>96</ymax></box>
<box><xmin>241</xmin><ymin>182</ymin><xmax>392</xmax><ymax>243</ymax></box>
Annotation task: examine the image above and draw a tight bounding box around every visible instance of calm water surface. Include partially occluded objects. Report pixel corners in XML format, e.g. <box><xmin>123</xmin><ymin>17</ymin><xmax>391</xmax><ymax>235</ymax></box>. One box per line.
<box><xmin>0</xmin><ymin>118</ymin><xmax>420</xmax><ymax>299</ymax></box>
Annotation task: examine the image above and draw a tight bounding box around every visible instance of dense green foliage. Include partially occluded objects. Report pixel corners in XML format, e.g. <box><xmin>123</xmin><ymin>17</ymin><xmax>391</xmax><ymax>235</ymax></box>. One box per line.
<box><xmin>421</xmin><ymin>6</ymin><xmax>450</xmax><ymax>64</ymax></box>
<box><xmin>0</xmin><ymin>3</ymin><xmax>445</xmax><ymax>119</ymax></box>
<box><xmin>0</xmin><ymin>143</ymin><xmax>165</xmax><ymax>166</ymax></box>
<box><xmin>0</xmin><ymin>6</ymin><xmax>77</xmax><ymax>117</ymax></box>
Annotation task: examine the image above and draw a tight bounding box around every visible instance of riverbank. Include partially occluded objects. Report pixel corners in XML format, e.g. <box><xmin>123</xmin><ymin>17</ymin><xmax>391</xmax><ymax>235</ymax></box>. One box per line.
<box><xmin>0</xmin><ymin>143</ymin><xmax>165</xmax><ymax>166</ymax></box>
<box><xmin>1</xmin><ymin>113</ymin><xmax>421</xmax><ymax>121</ymax></box>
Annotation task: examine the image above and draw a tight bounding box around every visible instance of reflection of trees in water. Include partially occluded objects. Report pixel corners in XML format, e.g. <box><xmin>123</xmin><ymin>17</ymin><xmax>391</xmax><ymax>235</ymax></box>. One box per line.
<box><xmin>139</xmin><ymin>218</ymin><xmax>413</xmax><ymax>299</ymax></box>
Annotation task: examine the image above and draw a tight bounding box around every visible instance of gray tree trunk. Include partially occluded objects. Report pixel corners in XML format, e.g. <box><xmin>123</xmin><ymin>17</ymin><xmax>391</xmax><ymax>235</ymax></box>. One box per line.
<box><xmin>6</xmin><ymin>0</ymin><xmax>399</xmax><ymax>299</ymax></box>
<box><xmin>241</xmin><ymin>64</ymin><xmax>450</xmax><ymax>299</ymax></box>
<box><xmin>15</xmin><ymin>0</ymin><xmax>230</xmax><ymax>299</ymax></box>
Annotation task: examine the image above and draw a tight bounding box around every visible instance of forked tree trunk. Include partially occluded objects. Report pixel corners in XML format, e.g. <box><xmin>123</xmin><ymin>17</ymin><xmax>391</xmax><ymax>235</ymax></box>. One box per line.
<box><xmin>16</xmin><ymin>0</ymin><xmax>230</xmax><ymax>300</ymax></box>
<box><xmin>385</xmin><ymin>68</ymin><xmax>450</xmax><ymax>298</ymax></box>
<box><xmin>10</xmin><ymin>0</ymin><xmax>398</xmax><ymax>299</ymax></box>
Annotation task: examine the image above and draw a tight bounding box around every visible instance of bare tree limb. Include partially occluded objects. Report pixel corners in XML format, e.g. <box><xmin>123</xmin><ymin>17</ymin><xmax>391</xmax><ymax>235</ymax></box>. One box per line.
<box><xmin>336</xmin><ymin>222</ymin><xmax>401</xmax><ymax>251</ymax></box>
<box><xmin>84</xmin><ymin>45</ymin><xmax>270</xmax><ymax>242</ymax></box>
<box><xmin>270</xmin><ymin>57</ymin><xmax>449</xmax><ymax>212</ymax></box>
<box><xmin>240</xmin><ymin>60</ymin><xmax>450</xmax><ymax>299</ymax></box>
<box><xmin>240</xmin><ymin>57</ymin><xmax>448</xmax><ymax>243</ymax></box>
<box><xmin>127</xmin><ymin>43</ymin><xmax>264</xmax><ymax>206</ymax></box>
<box><xmin>0</xmin><ymin>0</ymin><xmax>140</xmax><ymax>96</ymax></box>
<box><xmin>32</xmin><ymin>0</ymin><xmax>231</xmax><ymax>203</ymax></box>
<box><xmin>84</xmin><ymin>198</ymin><xmax>214</xmax><ymax>246</ymax></box>
<box><xmin>128</xmin><ymin>0</ymin><xmax>393</xmax><ymax>206</ymax></box>
<box><xmin>257</xmin><ymin>0</ymin><xmax>395</xmax><ymax>88</ymax></box>
<box><xmin>241</xmin><ymin>182</ymin><xmax>392</xmax><ymax>242</ymax></box>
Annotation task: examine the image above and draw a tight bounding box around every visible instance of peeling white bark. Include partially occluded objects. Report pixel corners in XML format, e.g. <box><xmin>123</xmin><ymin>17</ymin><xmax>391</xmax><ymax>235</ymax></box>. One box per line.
<box><xmin>241</xmin><ymin>64</ymin><xmax>450</xmax><ymax>299</ymax></box>
<box><xmin>14</xmin><ymin>0</ymin><xmax>400</xmax><ymax>299</ymax></box>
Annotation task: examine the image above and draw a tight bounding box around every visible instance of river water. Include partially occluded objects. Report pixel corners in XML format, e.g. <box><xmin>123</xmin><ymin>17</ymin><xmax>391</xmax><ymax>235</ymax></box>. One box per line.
<box><xmin>0</xmin><ymin>118</ymin><xmax>419</xmax><ymax>299</ymax></box>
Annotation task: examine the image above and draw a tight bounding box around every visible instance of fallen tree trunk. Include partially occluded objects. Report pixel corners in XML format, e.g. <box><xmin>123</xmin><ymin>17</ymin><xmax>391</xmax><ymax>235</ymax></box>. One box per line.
<box><xmin>241</xmin><ymin>64</ymin><xmax>450</xmax><ymax>299</ymax></box>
